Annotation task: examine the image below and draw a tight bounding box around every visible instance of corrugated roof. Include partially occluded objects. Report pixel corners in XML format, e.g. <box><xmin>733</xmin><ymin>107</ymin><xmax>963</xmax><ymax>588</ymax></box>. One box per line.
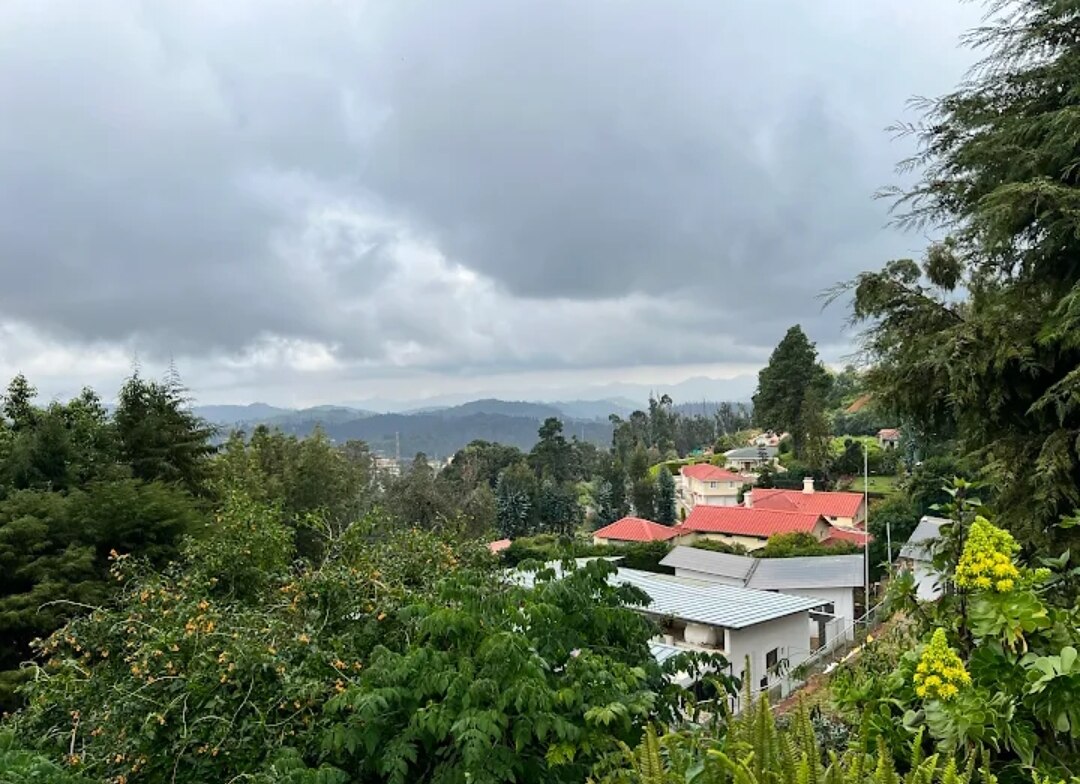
<box><xmin>512</xmin><ymin>563</ymin><xmax>822</xmax><ymax>628</ymax></box>
<box><xmin>594</xmin><ymin>516</ymin><xmax>680</xmax><ymax>542</ymax></box>
<box><xmin>680</xmin><ymin>506</ymin><xmax>823</xmax><ymax>538</ymax></box>
<box><xmin>660</xmin><ymin>546</ymin><xmax>864</xmax><ymax>589</ymax></box>
<box><xmin>899</xmin><ymin>516</ymin><xmax>947</xmax><ymax>561</ymax></box>
<box><xmin>749</xmin><ymin>555</ymin><xmax>865</xmax><ymax>589</ymax></box>
<box><xmin>612</xmin><ymin>568</ymin><xmax>823</xmax><ymax>628</ymax></box>
<box><xmin>659</xmin><ymin>545</ymin><xmax>757</xmax><ymax>581</ymax></box>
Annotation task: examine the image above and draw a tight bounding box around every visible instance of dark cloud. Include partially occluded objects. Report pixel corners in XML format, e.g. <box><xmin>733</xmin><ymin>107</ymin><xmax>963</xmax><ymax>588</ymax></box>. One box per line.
<box><xmin>0</xmin><ymin>0</ymin><xmax>978</xmax><ymax>397</ymax></box>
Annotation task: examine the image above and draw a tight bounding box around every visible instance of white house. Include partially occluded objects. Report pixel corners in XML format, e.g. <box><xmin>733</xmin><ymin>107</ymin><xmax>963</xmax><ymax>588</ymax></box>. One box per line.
<box><xmin>514</xmin><ymin>561</ymin><xmax>823</xmax><ymax>698</ymax></box>
<box><xmin>723</xmin><ymin>446</ymin><xmax>780</xmax><ymax>473</ymax></box>
<box><xmin>897</xmin><ymin>516</ymin><xmax>947</xmax><ymax>601</ymax></box>
<box><xmin>660</xmin><ymin>546</ymin><xmax>862</xmax><ymax>649</ymax></box>
<box><xmin>678</xmin><ymin>464</ymin><xmax>746</xmax><ymax>513</ymax></box>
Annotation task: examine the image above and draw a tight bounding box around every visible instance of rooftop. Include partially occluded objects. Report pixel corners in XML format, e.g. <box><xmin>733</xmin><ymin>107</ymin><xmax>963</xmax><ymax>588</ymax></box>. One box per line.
<box><xmin>680</xmin><ymin>463</ymin><xmax>745</xmax><ymax>483</ymax></box>
<box><xmin>659</xmin><ymin>546</ymin><xmax>865</xmax><ymax>589</ymax></box>
<box><xmin>899</xmin><ymin>516</ymin><xmax>947</xmax><ymax>561</ymax></box>
<box><xmin>750</xmin><ymin>487</ymin><xmax>864</xmax><ymax>518</ymax></box>
<box><xmin>488</xmin><ymin>538</ymin><xmax>512</xmax><ymax>553</ymax></box>
<box><xmin>724</xmin><ymin>446</ymin><xmax>779</xmax><ymax>460</ymax></box>
<box><xmin>594</xmin><ymin>516</ymin><xmax>680</xmax><ymax>542</ymax></box>
<box><xmin>680</xmin><ymin>506</ymin><xmax>823</xmax><ymax>538</ymax></box>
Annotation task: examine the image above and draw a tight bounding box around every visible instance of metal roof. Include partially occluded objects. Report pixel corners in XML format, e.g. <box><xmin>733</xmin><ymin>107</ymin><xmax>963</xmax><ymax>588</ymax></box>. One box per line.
<box><xmin>659</xmin><ymin>546</ymin><xmax>757</xmax><ymax>581</ymax></box>
<box><xmin>660</xmin><ymin>546</ymin><xmax>864</xmax><ymax>589</ymax></box>
<box><xmin>512</xmin><ymin>562</ymin><xmax>822</xmax><ymax>628</ymax></box>
<box><xmin>899</xmin><ymin>516</ymin><xmax>947</xmax><ymax>561</ymax></box>
<box><xmin>612</xmin><ymin>568</ymin><xmax>823</xmax><ymax>629</ymax></box>
<box><xmin>749</xmin><ymin>555</ymin><xmax>864</xmax><ymax>589</ymax></box>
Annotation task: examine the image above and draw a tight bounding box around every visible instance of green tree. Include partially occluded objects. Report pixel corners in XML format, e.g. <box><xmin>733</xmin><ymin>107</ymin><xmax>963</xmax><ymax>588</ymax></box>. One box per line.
<box><xmin>630</xmin><ymin>477</ymin><xmax>656</xmax><ymax>520</ymax></box>
<box><xmin>752</xmin><ymin>326</ymin><xmax>832</xmax><ymax>459</ymax></box>
<box><xmin>655</xmin><ymin>467</ymin><xmax>676</xmax><ymax>525</ymax></box>
<box><xmin>495</xmin><ymin>461</ymin><xmax>535</xmax><ymax>539</ymax></box>
<box><xmin>529</xmin><ymin>417</ymin><xmax>574</xmax><ymax>482</ymax></box>
<box><xmin>836</xmin><ymin>0</ymin><xmax>1080</xmax><ymax>551</ymax></box>
<box><xmin>113</xmin><ymin>373</ymin><xmax>216</xmax><ymax>495</ymax></box>
<box><xmin>383</xmin><ymin>454</ymin><xmax>457</xmax><ymax>530</ymax></box>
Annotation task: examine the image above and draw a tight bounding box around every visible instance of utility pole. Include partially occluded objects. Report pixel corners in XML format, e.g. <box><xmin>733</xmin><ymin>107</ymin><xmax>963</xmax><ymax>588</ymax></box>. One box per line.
<box><xmin>863</xmin><ymin>442</ymin><xmax>870</xmax><ymax>613</ymax></box>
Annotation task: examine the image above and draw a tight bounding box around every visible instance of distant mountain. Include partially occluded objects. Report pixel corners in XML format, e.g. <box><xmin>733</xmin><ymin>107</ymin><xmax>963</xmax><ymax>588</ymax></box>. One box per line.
<box><xmin>551</xmin><ymin>399</ymin><xmax>637</xmax><ymax>420</ymax></box>
<box><xmin>194</xmin><ymin>402</ymin><xmax>293</xmax><ymax>424</ymax></box>
<box><xmin>263</xmin><ymin>411</ymin><xmax>612</xmax><ymax>458</ymax></box>
<box><xmin>437</xmin><ymin>399</ymin><xmax>565</xmax><ymax>420</ymax></box>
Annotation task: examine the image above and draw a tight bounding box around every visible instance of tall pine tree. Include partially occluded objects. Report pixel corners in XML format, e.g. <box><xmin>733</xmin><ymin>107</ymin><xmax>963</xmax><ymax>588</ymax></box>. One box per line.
<box><xmin>752</xmin><ymin>325</ymin><xmax>831</xmax><ymax>459</ymax></box>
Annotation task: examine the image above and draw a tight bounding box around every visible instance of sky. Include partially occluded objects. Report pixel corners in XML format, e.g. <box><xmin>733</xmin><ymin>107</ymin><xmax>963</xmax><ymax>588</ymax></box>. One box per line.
<box><xmin>0</xmin><ymin>1</ymin><xmax>981</xmax><ymax>408</ymax></box>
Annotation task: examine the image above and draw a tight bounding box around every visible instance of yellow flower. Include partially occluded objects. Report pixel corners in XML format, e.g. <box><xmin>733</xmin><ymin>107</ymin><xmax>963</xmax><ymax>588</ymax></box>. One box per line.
<box><xmin>913</xmin><ymin>628</ymin><xmax>969</xmax><ymax>701</ymax></box>
<box><xmin>954</xmin><ymin>517</ymin><xmax>1019</xmax><ymax>593</ymax></box>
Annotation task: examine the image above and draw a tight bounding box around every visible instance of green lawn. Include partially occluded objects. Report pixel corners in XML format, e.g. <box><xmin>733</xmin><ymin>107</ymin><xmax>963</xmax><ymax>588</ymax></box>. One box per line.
<box><xmin>851</xmin><ymin>475</ymin><xmax>900</xmax><ymax>496</ymax></box>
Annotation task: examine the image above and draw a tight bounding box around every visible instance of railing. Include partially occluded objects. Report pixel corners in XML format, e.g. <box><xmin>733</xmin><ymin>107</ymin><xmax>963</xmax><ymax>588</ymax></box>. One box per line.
<box><xmin>787</xmin><ymin>599</ymin><xmax>888</xmax><ymax>688</ymax></box>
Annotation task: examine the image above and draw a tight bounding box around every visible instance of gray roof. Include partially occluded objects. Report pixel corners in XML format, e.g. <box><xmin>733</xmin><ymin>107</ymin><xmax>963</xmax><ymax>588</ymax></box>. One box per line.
<box><xmin>513</xmin><ymin>562</ymin><xmax>822</xmax><ymax>628</ymax></box>
<box><xmin>612</xmin><ymin>568</ymin><xmax>822</xmax><ymax>628</ymax></box>
<box><xmin>750</xmin><ymin>555</ymin><xmax>864</xmax><ymax>590</ymax></box>
<box><xmin>724</xmin><ymin>446</ymin><xmax>779</xmax><ymax>460</ymax></box>
<box><xmin>659</xmin><ymin>545</ymin><xmax>863</xmax><ymax>589</ymax></box>
<box><xmin>659</xmin><ymin>546</ymin><xmax>756</xmax><ymax>581</ymax></box>
<box><xmin>899</xmin><ymin>516</ymin><xmax>947</xmax><ymax>562</ymax></box>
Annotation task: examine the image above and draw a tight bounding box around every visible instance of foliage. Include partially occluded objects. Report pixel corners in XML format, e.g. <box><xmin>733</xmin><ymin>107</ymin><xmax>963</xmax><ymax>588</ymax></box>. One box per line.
<box><xmin>755</xmin><ymin>532</ymin><xmax>859</xmax><ymax>558</ymax></box>
<box><xmin>690</xmin><ymin>539</ymin><xmax>749</xmax><ymax>556</ymax></box>
<box><xmin>837</xmin><ymin>0</ymin><xmax>1080</xmax><ymax>552</ymax></box>
<box><xmin>499</xmin><ymin>536</ymin><xmax>674</xmax><ymax>575</ymax></box>
<box><xmin>867</xmin><ymin>495</ymin><xmax>920</xmax><ymax>578</ymax></box>
<box><xmin>496</xmin><ymin>462</ymin><xmax>535</xmax><ymax>539</ymax></box>
<box><xmin>914</xmin><ymin>629</ymin><xmax>971</xmax><ymax>701</ymax></box>
<box><xmin>655</xmin><ymin>468</ymin><xmax>676</xmax><ymax>526</ymax></box>
<box><xmin>752</xmin><ymin>325</ymin><xmax>832</xmax><ymax>460</ymax></box>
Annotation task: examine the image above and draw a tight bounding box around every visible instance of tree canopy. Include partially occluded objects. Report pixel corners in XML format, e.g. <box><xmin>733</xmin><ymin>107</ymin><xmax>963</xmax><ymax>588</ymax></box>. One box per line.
<box><xmin>752</xmin><ymin>326</ymin><xmax>831</xmax><ymax>460</ymax></box>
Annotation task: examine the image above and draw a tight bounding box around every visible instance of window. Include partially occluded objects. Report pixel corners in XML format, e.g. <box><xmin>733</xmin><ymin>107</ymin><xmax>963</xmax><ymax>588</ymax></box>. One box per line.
<box><xmin>765</xmin><ymin>648</ymin><xmax>779</xmax><ymax>671</ymax></box>
<box><xmin>709</xmin><ymin>481</ymin><xmax>717</xmax><ymax>489</ymax></box>
<box><xmin>822</xmin><ymin>602</ymin><xmax>835</xmax><ymax>615</ymax></box>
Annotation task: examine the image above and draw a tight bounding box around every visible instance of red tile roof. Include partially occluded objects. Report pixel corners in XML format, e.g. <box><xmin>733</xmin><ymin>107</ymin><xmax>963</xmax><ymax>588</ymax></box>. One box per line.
<box><xmin>488</xmin><ymin>538</ymin><xmax>512</xmax><ymax>553</ymax></box>
<box><xmin>750</xmin><ymin>488</ymin><xmax>864</xmax><ymax>519</ymax></box>
<box><xmin>680</xmin><ymin>464</ymin><xmax>745</xmax><ymax>483</ymax></box>
<box><xmin>877</xmin><ymin>428</ymin><xmax>900</xmax><ymax>440</ymax></box>
<box><xmin>823</xmin><ymin>528</ymin><xmax>871</xmax><ymax>546</ymax></box>
<box><xmin>679</xmin><ymin>506</ymin><xmax>824</xmax><ymax>539</ymax></box>
<box><xmin>594</xmin><ymin>516</ymin><xmax>680</xmax><ymax>543</ymax></box>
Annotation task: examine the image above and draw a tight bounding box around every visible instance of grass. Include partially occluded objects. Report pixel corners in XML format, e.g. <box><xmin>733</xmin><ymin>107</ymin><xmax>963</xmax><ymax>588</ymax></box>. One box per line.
<box><xmin>850</xmin><ymin>475</ymin><xmax>900</xmax><ymax>496</ymax></box>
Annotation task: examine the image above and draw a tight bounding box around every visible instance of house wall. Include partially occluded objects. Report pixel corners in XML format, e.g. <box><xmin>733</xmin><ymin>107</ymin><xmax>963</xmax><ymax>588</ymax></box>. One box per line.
<box><xmin>684</xmin><ymin>622</ymin><xmax>721</xmax><ymax>647</ymax></box>
<box><xmin>676</xmin><ymin>532</ymin><xmax>768</xmax><ymax>551</ymax></box>
<box><xmin>671</xmin><ymin>567</ymin><xmax>745</xmax><ymax>587</ymax></box>
<box><xmin>913</xmin><ymin>561</ymin><xmax>942</xmax><ymax>601</ymax></box>
<box><xmin>683</xmin><ymin>476</ymin><xmax>741</xmax><ymax>508</ymax></box>
<box><xmin>727</xmin><ymin>612</ymin><xmax>812</xmax><ymax>699</ymax></box>
<box><xmin>811</xmin><ymin>519</ymin><xmax>832</xmax><ymax>542</ymax></box>
<box><xmin>771</xmin><ymin>586</ymin><xmax>855</xmax><ymax>641</ymax></box>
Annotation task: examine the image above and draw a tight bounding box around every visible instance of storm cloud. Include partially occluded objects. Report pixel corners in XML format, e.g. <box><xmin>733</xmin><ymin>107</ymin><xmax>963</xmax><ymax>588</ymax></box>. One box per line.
<box><xmin>0</xmin><ymin>0</ymin><xmax>978</xmax><ymax>404</ymax></box>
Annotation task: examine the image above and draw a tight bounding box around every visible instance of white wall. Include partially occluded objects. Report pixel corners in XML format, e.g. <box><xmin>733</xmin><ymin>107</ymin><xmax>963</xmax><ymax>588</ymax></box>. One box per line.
<box><xmin>684</xmin><ymin>622</ymin><xmax>720</xmax><ymax>646</ymax></box>
<box><xmin>914</xmin><ymin>561</ymin><xmax>942</xmax><ymax>601</ymax></box>
<box><xmin>726</xmin><ymin>611</ymin><xmax>812</xmax><ymax>699</ymax></box>
<box><xmin>775</xmin><ymin>586</ymin><xmax>854</xmax><ymax>641</ymax></box>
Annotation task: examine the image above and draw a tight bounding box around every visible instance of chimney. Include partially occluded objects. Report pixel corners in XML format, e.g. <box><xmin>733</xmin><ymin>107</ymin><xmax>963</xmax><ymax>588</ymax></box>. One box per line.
<box><xmin>802</xmin><ymin>477</ymin><xmax>815</xmax><ymax>494</ymax></box>
<box><xmin>744</xmin><ymin>490</ymin><xmax>753</xmax><ymax>508</ymax></box>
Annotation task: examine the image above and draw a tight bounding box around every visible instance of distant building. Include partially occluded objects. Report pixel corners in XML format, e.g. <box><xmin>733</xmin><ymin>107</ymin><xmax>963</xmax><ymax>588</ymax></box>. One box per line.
<box><xmin>723</xmin><ymin>446</ymin><xmax>779</xmax><ymax>473</ymax></box>
<box><xmin>745</xmin><ymin>478</ymin><xmax>867</xmax><ymax>529</ymax></box>
<box><xmin>678</xmin><ymin>464</ymin><xmax>745</xmax><ymax>512</ymax></box>
<box><xmin>897</xmin><ymin>516</ymin><xmax>946</xmax><ymax>601</ymax></box>
<box><xmin>488</xmin><ymin>538</ymin><xmax>512</xmax><ymax>554</ymax></box>
<box><xmin>877</xmin><ymin>428</ymin><xmax>901</xmax><ymax>449</ymax></box>
<box><xmin>374</xmin><ymin>456</ymin><xmax>401</xmax><ymax>477</ymax></box>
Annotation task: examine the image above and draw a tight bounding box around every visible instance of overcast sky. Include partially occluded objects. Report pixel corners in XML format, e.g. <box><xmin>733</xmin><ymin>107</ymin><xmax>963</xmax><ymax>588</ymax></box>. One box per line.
<box><xmin>0</xmin><ymin>1</ymin><xmax>980</xmax><ymax>408</ymax></box>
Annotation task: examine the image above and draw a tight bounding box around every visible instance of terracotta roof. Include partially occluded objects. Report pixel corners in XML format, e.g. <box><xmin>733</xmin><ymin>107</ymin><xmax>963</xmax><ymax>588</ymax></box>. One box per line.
<box><xmin>594</xmin><ymin>516</ymin><xmax>680</xmax><ymax>543</ymax></box>
<box><xmin>877</xmin><ymin>428</ymin><xmax>900</xmax><ymax>440</ymax></box>
<box><xmin>680</xmin><ymin>463</ymin><xmax>745</xmax><ymax>483</ymax></box>
<box><xmin>751</xmin><ymin>488</ymin><xmax>865</xmax><ymax>518</ymax></box>
<box><xmin>823</xmin><ymin>528</ymin><xmax>871</xmax><ymax>546</ymax></box>
<box><xmin>488</xmin><ymin>538</ymin><xmax>512</xmax><ymax>553</ymax></box>
<box><xmin>679</xmin><ymin>506</ymin><xmax>824</xmax><ymax>539</ymax></box>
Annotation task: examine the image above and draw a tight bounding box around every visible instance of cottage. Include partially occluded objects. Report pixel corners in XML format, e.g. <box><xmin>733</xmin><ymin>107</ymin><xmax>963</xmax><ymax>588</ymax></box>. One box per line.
<box><xmin>897</xmin><ymin>516</ymin><xmax>946</xmax><ymax>600</ymax></box>
<box><xmin>877</xmin><ymin>428</ymin><xmax>901</xmax><ymax>449</ymax></box>
<box><xmin>746</xmin><ymin>478</ymin><xmax>867</xmax><ymax>529</ymax></box>
<box><xmin>660</xmin><ymin>546</ymin><xmax>864</xmax><ymax>647</ymax></box>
